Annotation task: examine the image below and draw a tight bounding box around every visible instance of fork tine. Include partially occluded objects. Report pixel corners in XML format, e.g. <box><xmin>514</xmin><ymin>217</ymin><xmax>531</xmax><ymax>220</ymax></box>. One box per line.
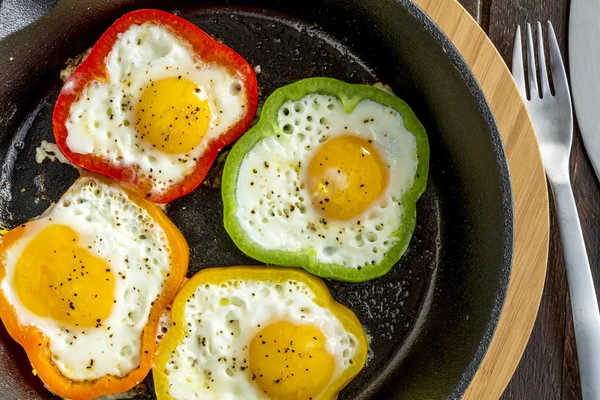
<box><xmin>536</xmin><ymin>22</ymin><xmax>551</xmax><ymax>97</ymax></box>
<box><xmin>547</xmin><ymin>21</ymin><xmax>570</xmax><ymax>97</ymax></box>
<box><xmin>512</xmin><ymin>26</ymin><xmax>527</xmax><ymax>98</ymax></box>
<box><xmin>526</xmin><ymin>23</ymin><xmax>539</xmax><ymax>99</ymax></box>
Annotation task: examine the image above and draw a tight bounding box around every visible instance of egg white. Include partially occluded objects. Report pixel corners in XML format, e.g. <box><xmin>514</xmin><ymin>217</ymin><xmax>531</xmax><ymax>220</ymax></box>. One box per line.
<box><xmin>164</xmin><ymin>278</ymin><xmax>358</xmax><ymax>400</ymax></box>
<box><xmin>0</xmin><ymin>176</ymin><xmax>172</xmax><ymax>380</ymax></box>
<box><xmin>235</xmin><ymin>94</ymin><xmax>418</xmax><ymax>270</ymax></box>
<box><xmin>64</xmin><ymin>23</ymin><xmax>248</xmax><ymax>194</ymax></box>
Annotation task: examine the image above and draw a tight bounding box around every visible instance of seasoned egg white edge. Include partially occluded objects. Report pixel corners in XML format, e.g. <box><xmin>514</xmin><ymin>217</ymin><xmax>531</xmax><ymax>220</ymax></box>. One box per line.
<box><xmin>0</xmin><ymin>177</ymin><xmax>172</xmax><ymax>381</ymax></box>
<box><xmin>35</xmin><ymin>140</ymin><xmax>78</xmax><ymax>169</ymax></box>
<box><xmin>65</xmin><ymin>23</ymin><xmax>248</xmax><ymax>193</ymax></box>
<box><xmin>235</xmin><ymin>94</ymin><xmax>418</xmax><ymax>269</ymax></box>
<box><xmin>164</xmin><ymin>279</ymin><xmax>358</xmax><ymax>400</ymax></box>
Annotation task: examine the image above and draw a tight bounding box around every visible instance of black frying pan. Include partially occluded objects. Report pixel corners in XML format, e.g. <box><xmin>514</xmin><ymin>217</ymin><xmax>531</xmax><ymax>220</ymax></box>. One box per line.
<box><xmin>0</xmin><ymin>0</ymin><xmax>513</xmax><ymax>399</ymax></box>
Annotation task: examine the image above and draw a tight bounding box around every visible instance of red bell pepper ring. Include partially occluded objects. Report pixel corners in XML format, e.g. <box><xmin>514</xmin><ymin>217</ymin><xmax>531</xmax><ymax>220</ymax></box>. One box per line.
<box><xmin>52</xmin><ymin>9</ymin><xmax>258</xmax><ymax>203</ymax></box>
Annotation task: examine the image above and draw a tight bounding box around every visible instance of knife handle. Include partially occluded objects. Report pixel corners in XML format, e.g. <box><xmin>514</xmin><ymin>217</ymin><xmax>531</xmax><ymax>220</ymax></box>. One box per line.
<box><xmin>551</xmin><ymin>179</ymin><xmax>600</xmax><ymax>400</ymax></box>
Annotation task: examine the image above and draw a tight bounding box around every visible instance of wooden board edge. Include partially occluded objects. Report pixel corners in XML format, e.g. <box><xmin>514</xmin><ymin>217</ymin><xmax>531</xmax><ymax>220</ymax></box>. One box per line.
<box><xmin>412</xmin><ymin>0</ymin><xmax>550</xmax><ymax>398</ymax></box>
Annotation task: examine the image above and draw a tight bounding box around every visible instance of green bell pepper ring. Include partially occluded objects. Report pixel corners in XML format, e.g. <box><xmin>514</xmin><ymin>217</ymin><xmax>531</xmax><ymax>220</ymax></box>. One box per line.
<box><xmin>222</xmin><ymin>77</ymin><xmax>429</xmax><ymax>282</ymax></box>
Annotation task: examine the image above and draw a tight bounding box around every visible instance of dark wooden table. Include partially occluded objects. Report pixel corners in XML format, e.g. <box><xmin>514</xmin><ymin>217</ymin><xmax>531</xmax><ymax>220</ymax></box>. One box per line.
<box><xmin>454</xmin><ymin>0</ymin><xmax>600</xmax><ymax>399</ymax></box>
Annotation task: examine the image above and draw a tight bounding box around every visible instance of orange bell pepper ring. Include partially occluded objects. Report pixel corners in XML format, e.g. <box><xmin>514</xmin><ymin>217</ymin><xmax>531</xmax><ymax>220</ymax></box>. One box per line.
<box><xmin>0</xmin><ymin>174</ymin><xmax>188</xmax><ymax>399</ymax></box>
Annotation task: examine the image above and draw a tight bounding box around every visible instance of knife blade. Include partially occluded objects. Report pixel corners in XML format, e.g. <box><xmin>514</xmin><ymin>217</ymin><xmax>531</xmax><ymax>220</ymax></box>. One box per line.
<box><xmin>569</xmin><ymin>0</ymin><xmax>600</xmax><ymax>182</ymax></box>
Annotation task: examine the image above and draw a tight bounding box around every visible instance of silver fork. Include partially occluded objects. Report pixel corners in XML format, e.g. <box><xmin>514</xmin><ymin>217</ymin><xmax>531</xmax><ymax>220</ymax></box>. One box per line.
<box><xmin>512</xmin><ymin>22</ymin><xmax>600</xmax><ymax>399</ymax></box>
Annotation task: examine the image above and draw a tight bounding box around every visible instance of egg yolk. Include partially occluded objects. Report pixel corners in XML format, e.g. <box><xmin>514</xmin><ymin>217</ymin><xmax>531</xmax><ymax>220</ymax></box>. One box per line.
<box><xmin>249</xmin><ymin>321</ymin><xmax>335</xmax><ymax>400</ymax></box>
<box><xmin>13</xmin><ymin>224</ymin><xmax>115</xmax><ymax>328</ymax></box>
<box><xmin>136</xmin><ymin>77</ymin><xmax>211</xmax><ymax>154</ymax></box>
<box><xmin>306</xmin><ymin>134</ymin><xmax>389</xmax><ymax>220</ymax></box>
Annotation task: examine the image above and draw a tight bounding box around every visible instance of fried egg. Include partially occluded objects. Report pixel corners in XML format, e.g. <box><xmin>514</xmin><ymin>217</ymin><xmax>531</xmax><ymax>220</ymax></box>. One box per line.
<box><xmin>153</xmin><ymin>267</ymin><xmax>367</xmax><ymax>400</ymax></box>
<box><xmin>234</xmin><ymin>93</ymin><xmax>419</xmax><ymax>271</ymax></box>
<box><xmin>0</xmin><ymin>175</ymin><xmax>187</xmax><ymax>386</ymax></box>
<box><xmin>62</xmin><ymin>21</ymin><xmax>250</xmax><ymax>197</ymax></box>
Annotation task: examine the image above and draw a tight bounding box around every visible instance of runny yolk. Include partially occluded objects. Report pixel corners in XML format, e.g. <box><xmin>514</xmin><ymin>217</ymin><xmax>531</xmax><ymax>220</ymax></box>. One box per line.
<box><xmin>249</xmin><ymin>321</ymin><xmax>335</xmax><ymax>400</ymax></box>
<box><xmin>13</xmin><ymin>224</ymin><xmax>115</xmax><ymax>328</ymax></box>
<box><xmin>306</xmin><ymin>134</ymin><xmax>389</xmax><ymax>220</ymax></box>
<box><xmin>136</xmin><ymin>77</ymin><xmax>211</xmax><ymax>154</ymax></box>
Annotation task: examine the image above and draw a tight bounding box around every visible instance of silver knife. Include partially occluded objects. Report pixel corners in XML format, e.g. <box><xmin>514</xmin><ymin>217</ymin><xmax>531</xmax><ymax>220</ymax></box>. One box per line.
<box><xmin>569</xmin><ymin>2</ymin><xmax>600</xmax><ymax>399</ymax></box>
<box><xmin>570</xmin><ymin>0</ymin><xmax>600</xmax><ymax>181</ymax></box>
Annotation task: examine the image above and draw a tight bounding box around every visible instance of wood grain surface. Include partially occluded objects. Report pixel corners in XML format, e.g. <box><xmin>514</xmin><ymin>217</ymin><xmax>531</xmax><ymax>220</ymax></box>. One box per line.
<box><xmin>413</xmin><ymin>0</ymin><xmax>550</xmax><ymax>398</ymax></box>
<box><xmin>481</xmin><ymin>1</ymin><xmax>600</xmax><ymax>399</ymax></box>
<box><xmin>439</xmin><ymin>0</ymin><xmax>600</xmax><ymax>399</ymax></box>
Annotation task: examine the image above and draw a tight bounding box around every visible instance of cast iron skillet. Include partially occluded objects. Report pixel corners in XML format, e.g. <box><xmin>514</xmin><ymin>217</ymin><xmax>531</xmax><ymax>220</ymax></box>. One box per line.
<box><xmin>0</xmin><ymin>0</ymin><xmax>513</xmax><ymax>399</ymax></box>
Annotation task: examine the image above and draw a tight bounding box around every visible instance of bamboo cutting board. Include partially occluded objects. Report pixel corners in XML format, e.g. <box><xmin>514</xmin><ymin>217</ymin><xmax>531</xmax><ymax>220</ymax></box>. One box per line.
<box><xmin>411</xmin><ymin>0</ymin><xmax>550</xmax><ymax>398</ymax></box>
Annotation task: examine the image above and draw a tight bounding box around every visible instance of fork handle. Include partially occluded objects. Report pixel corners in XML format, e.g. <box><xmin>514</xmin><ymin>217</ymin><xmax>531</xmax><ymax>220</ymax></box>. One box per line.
<box><xmin>551</xmin><ymin>180</ymin><xmax>600</xmax><ymax>400</ymax></box>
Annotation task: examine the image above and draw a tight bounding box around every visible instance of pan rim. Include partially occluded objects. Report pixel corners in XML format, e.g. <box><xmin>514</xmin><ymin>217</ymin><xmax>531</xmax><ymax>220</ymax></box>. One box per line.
<box><xmin>398</xmin><ymin>0</ymin><xmax>514</xmax><ymax>397</ymax></box>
